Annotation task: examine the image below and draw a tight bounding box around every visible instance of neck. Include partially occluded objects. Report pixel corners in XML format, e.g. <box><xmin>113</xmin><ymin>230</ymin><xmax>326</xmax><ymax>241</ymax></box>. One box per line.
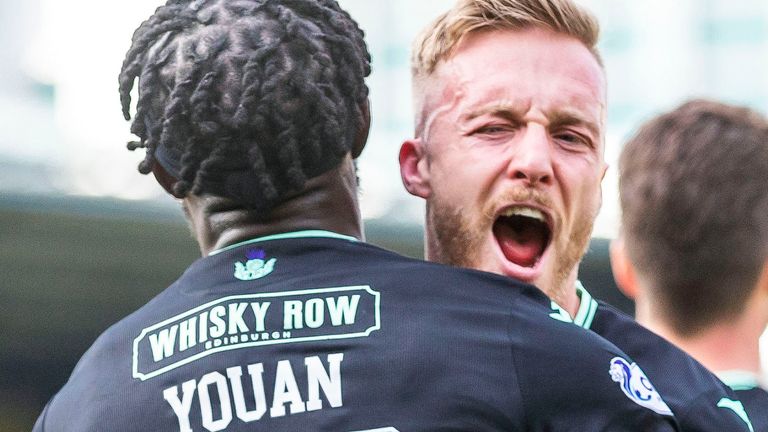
<box><xmin>183</xmin><ymin>157</ymin><xmax>364</xmax><ymax>256</ymax></box>
<box><xmin>530</xmin><ymin>261</ymin><xmax>580</xmax><ymax>316</ymax></box>
<box><xmin>636</xmin><ymin>290</ymin><xmax>766</xmax><ymax>375</ymax></box>
<box><xmin>556</xmin><ymin>270</ymin><xmax>581</xmax><ymax>317</ymax></box>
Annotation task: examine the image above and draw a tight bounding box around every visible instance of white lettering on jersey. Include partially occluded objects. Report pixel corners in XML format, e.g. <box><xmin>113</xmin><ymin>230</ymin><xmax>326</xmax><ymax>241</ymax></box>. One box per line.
<box><xmin>226</xmin><ymin>364</ymin><xmax>268</xmax><ymax>422</ymax></box>
<box><xmin>227</xmin><ymin>303</ymin><xmax>250</xmax><ymax>335</ymax></box>
<box><xmin>306</xmin><ymin>353</ymin><xmax>344</xmax><ymax>411</ymax></box>
<box><xmin>162</xmin><ymin>353</ymin><xmax>344</xmax><ymax>429</ymax></box>
<box><xmin>179</xmin><ymin>317</ymin><xmax>197</xmax><ymax>351</ymax></box>
<box><xmin>163</xmin><ymin>380</ymin><xmax>196</xmax><ymax>432</ymax></box>
<box><xmin>209</xmin><ymin>306</ymin><xmax>227</xmax><ymax>338</ymax></box>
<box><xmin>327</xmin><ymin>295</ymin><xmax>360</xmax><ymax>326</ymax></box>
<box><xmin>249</xmin><ymin>302</ymin><xmax>271</xmax><ymax>332</ymax></box>
<box><xmin>284</xmin><ymin>295</ymin><xmax>361</xmax><ymax>330</ymax></box>
<box><xmin>305</xmin><ymin>299</ymin><xmax>325</xmax><ymax>329</ymax></box>
<box><xmin>150</xmin><ymin>326</ymin><xmax>178</xmax><ymax>362</ymax></box>
<box><xmin>270</xmin><ymin>360</ymin><xmax>306</xmax><ymax>417</ymax></box>
<box><xmin>198</xmin><ymin>372</ymin><xmax>233</xmax><ymax>431</ymax></box>
<box><xmin>134</xmin><ymin>286</ymin><xmax>379</xmax><ymax>381</ymax></box>
<box><xmin>283</xmin><ymin>300</ymin><xmax>304</xmax><ymax>330</ymax></box>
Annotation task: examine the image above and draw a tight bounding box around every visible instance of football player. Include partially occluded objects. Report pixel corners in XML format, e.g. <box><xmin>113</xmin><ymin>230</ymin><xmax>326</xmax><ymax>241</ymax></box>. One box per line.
<box><xmin>32</xmin><ymin>0</ymin><xmax>676</xmax><ymax>431</ymax></box>
<box><xmin>613</xmin><ymin>99</ymin><xmax>768</xmax><ymax>431</ymax></box>
<box><xmin>399</xmin><ymin>0</ymin><xmax>752</xmax><ymax>430</ymax></box>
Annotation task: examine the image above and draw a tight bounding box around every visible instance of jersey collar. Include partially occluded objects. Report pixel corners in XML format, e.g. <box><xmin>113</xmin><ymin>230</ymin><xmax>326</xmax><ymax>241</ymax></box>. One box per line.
<box><xmin>717</xmin><ymin>370</ymin><xmax>764</xmax><ymax>391</ymax></box>
<box><xmin>208</xmin><ymin>230</ymin><xmax>359</xmax><ymax>256</ymax></box>
<box><xmin>573</xmin><ymin>281</ymin><xmax>599</xmax><ymax>330</ymax></box>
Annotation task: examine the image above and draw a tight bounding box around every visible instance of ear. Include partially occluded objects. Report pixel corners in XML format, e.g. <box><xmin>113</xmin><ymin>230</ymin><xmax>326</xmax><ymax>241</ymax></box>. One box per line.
<box><xmin>152</xmin><ymin>162</ymin><xmax>185</xmax><ymax>199</ymax></box>
<box><xmin>601</xmin><ymin>161</ymin><xmax>609</xmax><ymax>181</ymax></box>
<box><xmin>351</xmin><ymin>99</ymin><xmax>371</xmax><ymax>159</ymax></box>
<box><xmin>399</xmin><ymin>138</ymin><xmax>432</xmax><ymax>198</ymax></box>
<box><xmin>609</xmin><ymin>236</ymin><xmax>639</xmax><ymax>300</ymax></box>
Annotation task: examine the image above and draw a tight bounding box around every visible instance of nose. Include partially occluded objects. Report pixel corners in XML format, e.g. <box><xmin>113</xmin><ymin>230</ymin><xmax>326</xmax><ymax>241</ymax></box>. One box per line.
<box><xmin>506</xmin><ymin>124</ymin><xmax>553</xmax><ymax>186</ymax></box>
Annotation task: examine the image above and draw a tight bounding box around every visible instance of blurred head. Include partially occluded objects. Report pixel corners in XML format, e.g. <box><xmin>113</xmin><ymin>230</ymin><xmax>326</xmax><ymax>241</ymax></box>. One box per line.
<box><xmin>618</xmin><ymin>99</ymin><xmax>768</xmax><ymax>336</ymax></box>
<box><xmin>399</xmin><ymin>0</ymin><xmax>606</xmax><ymax>307</ymax></box>
<box><xmin>119</xmin><ymin>0</ymin><xmax>371</xmax><ymax>213</ymax></box>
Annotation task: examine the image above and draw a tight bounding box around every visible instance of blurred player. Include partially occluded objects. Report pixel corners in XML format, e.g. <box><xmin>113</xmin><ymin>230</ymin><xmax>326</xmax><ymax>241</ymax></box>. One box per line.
<box><xmin>31</xmin><ymin>0</ymin><xmax>678</xmax><ymax>430</ymax></box>
<box><xmin>399</xmin><ymin>0</ymin><xmax>752</xmax><ymax>430</ymax></box>
<box><xmin>612</xmin><ymin>99</ymin><xmax>768</xmax><ymax>430</ymax></box>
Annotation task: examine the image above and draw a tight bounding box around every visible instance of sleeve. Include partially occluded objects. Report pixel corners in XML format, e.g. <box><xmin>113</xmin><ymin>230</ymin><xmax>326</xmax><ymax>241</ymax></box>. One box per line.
<box><xmin>509</xmin><ymin>319</ymin><xmax>680</xmax><ymax>431</ymax></box>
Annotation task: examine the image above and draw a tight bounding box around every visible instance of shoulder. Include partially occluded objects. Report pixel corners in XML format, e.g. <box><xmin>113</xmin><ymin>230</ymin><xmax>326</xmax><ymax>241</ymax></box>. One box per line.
<box><xmin>507</xmin><ymin>317</ymin><xmax>677</xmax><ymax>428</ymax></box>
<box><xmin>589</xmin><ymin>300</ymin><xmax>753</xmax><ymax>430</ymax></box>
<box><xmin>733</xmin><ymin>386</ymin><xmax>768</xmax><ymax>429</ymax></box>
<box><xmin>735</xmin><ymin>386</ymin><xmax>768</xmax><ymax>405</ymax></box>
<box><xmin>591</xmin><ymin>300</ymin><xmax>727</xmax><ymax>392</ymax></box>
<box><xmin>33</xmin><ymin>274</ymin><xmax>191</xmax><ymax>430</ymax></box>
<box><xmin>332</xmin><ymin>243</ymin><xmax>551</xmax><ymax>311</ymax></box>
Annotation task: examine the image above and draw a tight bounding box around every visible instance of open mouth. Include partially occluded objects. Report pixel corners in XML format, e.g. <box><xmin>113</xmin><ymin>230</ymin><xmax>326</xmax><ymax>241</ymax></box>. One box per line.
<box><xmin>493</xmin><ymin>206</ymin><xmax>552</xmax><ymax>268</ymax></box>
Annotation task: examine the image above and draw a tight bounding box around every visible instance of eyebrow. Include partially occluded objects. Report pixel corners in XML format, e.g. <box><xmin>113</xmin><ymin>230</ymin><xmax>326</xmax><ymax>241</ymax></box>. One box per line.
<box><xmin>463</xmin><ymin>104</ymin><xmax>522</xmax><ymax>123</ymax></box>
<box><xmin>548</xmin><ymin>109</ymin><xmax>601</xmax><ymax>140</ymax></box>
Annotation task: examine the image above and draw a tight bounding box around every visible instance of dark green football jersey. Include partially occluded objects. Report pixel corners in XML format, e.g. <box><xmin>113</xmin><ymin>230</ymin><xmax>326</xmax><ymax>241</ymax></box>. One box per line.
<box><xmin>34</xmin><ymin>231</ymin><xmax>677</xmax><ymax>431</ymax></box>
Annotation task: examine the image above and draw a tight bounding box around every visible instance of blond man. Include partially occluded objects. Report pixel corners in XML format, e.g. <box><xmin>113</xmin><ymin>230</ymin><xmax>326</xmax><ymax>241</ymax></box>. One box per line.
<box><xmin>400</xmin><ymin>0</ymin><xmax>753</xmax><ymax>430</ymax></box>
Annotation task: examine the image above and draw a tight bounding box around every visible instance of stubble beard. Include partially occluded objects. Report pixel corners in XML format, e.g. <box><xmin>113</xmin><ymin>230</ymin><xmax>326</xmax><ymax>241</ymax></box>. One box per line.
<box><xmin>551</xmin><ymin>209</ymin><xmax>595</xmax><ymax>304</ymax></box>
<box><xmin>426</xmin><ymin>187</ymin><xmax>596</xmax><ymax>302</ymax></box>
<box><xmin>427</xmin><ymin>199</ymin><xmax>488</xmax><ymax>271</ymax></box>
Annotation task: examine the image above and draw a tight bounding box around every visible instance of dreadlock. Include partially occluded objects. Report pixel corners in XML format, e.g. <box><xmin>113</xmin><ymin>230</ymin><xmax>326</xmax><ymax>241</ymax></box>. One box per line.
<box><xmin>119</xmin><ymin>0</ymin><xmax>371</xmax><ymax>211</ymax></box>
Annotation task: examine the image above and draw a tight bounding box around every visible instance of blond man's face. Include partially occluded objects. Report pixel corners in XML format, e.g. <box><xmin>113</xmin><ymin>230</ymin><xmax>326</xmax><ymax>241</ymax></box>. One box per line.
<box><xmin>400</xmin><ymin>28</ymin><xmax>607</xmax><ymax>307</ymax></box>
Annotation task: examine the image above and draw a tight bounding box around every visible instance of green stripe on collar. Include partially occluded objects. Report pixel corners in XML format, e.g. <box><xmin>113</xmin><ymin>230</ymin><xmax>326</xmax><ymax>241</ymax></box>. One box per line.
<box><xmin>209</xmin><ymin>230</ymin><xmax>358</xmax><ymax>256</ymax></box>
<box><xmin>718</xmin><ymin>370</ymin><xmax>762</xmax><ymax>391</ymax></box>
<box><xmin>573</xmin><ymin>280</ymin><xmax>599</xmax><ymax>330</ymax></box>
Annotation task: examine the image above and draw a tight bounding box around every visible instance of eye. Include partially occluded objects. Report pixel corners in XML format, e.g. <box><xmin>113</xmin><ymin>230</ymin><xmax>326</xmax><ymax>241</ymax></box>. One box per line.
<box><xmin>472</xmin><ymin>124</ymin><xmax>515</xmax><ymax>136</ymax></box>
<box><xmin>554</xmin><ymin>130</ymin><xmax>592</xmax><ymax>149</ymax></box>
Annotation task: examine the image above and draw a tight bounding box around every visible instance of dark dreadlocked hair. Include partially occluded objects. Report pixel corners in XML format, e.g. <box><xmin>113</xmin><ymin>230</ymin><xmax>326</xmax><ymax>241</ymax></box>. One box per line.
<box><xmin>119</xmin><ymin>0</ymin><xmax>371</xmax><ymax>211</ymax></box>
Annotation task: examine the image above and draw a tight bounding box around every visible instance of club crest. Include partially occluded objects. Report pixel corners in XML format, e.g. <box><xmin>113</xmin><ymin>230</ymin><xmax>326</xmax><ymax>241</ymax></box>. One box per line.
<box><xmin>234</xmin><ymin>248</ymin><xmax>277</xmax><ymax>281</ymax></box>
<box><xmin>609</xmin><ymin>357</ymin><xmax>673</xmax><ymax>416</ymax></box>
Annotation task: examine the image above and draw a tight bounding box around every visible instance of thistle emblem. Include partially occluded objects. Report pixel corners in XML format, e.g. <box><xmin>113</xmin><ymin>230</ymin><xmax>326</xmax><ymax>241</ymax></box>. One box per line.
<box><xmin>234</xmin><ymin>248</ymin><xmax>277</xmax><ymax>281</ymax></box>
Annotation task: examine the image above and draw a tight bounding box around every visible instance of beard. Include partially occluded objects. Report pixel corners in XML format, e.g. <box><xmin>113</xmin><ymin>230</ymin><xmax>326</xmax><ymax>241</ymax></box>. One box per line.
<box><xmin>426</xmin><ymin>185</ymin><xmax>596</xmax><ymax>300</ymax></box>
<box><xmin>427</xmin><ymin>198</ymin><xmax>489</xmax><ymax>271</ymax></box>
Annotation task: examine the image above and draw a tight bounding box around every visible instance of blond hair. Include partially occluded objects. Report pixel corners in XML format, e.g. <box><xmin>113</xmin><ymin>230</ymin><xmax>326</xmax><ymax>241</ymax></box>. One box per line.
<box><xmin>412</xmin><ymin>0</ymin><xmax>601</xmax><ymax>78</ymax></box>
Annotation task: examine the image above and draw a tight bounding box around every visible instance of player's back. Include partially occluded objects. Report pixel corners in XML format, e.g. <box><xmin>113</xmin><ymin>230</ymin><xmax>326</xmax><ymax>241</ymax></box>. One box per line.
<box><xmin>572</xmin><ymin>284</ymin><xmax>753</xmax><ymax>431</ymax></box>
<box><xmin>34</xmin><ymin>232</ymin><xmax>677</xmax><ymax>431</ymax></box>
